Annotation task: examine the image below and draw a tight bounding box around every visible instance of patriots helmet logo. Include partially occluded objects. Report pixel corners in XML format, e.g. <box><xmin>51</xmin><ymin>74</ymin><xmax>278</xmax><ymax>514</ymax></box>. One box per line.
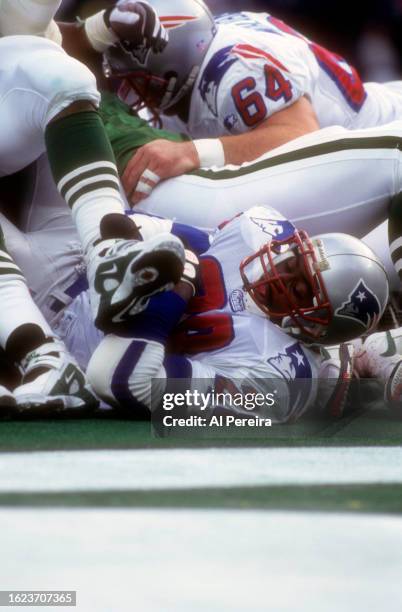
<box><xmin>267</xmin><ymin>342</ymin><xmax>312</xmax><ymax>413</ymax></box>
<box><xmin>336</xmin><ymin>279</ymin><xmax>381</xmax><ymax>331</ymax></box>
<box><xmin>199</xmin><ymin>46</ymin><xmax>238</xmax><ymax>117</ymax></box>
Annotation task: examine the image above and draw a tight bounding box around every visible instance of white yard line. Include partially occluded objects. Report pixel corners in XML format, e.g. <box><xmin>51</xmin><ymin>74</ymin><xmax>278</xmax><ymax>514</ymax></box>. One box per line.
<box><xmin>1</xmin><ymin>509</ymin><xmax>402</xmax><ymax>612</ymax></box>
<box><xmin>0</xmin><ymin>446</ymin><xmax>401</xmax><ymax>493</ymax></box>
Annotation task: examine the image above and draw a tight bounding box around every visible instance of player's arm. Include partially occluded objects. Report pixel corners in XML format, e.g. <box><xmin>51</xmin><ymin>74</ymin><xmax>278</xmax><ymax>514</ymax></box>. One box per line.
<box><xmin>98</xmin><ymin>92</ymin><xmax>188</xmax><ymax>176</ymax></box>
<box><xmin>58</xmin><ymin>1</ymin><xmax>168</xmax><ymax>86</ymax></box>
<box><xmin>123</xmin><ymin>98</ymin><xmax>319</xmax><ymax>205</ymax></box>
<box><xmin>219</xmin><ymin>96</ymin><xmax>319</xmax><ymax>165</ymax></box>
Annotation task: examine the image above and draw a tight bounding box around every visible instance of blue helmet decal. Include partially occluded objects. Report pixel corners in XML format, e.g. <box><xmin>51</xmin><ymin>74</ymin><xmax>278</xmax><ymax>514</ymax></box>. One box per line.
<box><xmin>199</xmin><ymin>46</ymin><xmax>238</xmax><ymax>117</ymax></box>
<box><xmin>250</xmin><ymin>216</ymin><xmax>296</xmax><ymax>241</ymax></box>
<box><xmin>267</xmin><ymin>342</ymin><xmax>312</xmax><ymax>411</ymax></box>
<box><xmin>336</xmin><ymin>279</ymin><xmax>381</xmax><ymax>330</ymax></box>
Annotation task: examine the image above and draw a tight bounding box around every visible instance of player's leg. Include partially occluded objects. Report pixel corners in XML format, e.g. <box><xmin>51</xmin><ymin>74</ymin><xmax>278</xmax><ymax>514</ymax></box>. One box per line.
<box><xmin>0</xmin><ymin>219</ymin><xmax>98</xmax><ymax>411</ymax></box>
<box><xmin>137</xmin><ymin>122</ymin><xmax>402</xmax><ymax>237</ymax></box>
<box><xmin>0</xmin><ymin>34</ymin><xmax>171</xmax><ymax>331</ymax></box>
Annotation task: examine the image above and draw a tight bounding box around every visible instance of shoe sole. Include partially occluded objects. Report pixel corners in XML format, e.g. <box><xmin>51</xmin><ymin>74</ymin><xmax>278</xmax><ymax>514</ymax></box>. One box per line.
<box><xmin>97</xmin><ymin>238</ymin><xmax>185</xmax><ymax>330</ymax></box>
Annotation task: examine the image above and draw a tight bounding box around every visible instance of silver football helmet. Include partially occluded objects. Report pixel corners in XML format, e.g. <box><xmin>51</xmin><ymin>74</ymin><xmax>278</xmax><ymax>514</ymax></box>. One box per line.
<box><xmin>240</xmin><ymin>231</ymin><xmax>389</xmax><ymax>345</ymax></box>
<box><xmin>103</xmin><ymin>0</ymin><xmax>216</xmax><ymax>113</ymax></box>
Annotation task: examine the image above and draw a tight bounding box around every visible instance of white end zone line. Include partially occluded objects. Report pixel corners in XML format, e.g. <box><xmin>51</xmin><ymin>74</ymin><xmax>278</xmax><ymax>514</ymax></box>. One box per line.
<box><xmin>1</xmin><ymin>509</ymin><xmax>402</xmax><ymax>612</ymax></box>
<box><xmin>0</xmin><ymin>446</ymin><xmax>401</xmax><ymax>493</ymax></box>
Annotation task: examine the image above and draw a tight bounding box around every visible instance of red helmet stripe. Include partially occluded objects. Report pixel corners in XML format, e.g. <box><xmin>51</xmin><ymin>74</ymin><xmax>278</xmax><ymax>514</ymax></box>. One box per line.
<box><xmin>160</xmin><ymin>16</ymin><xmax>198</xmax><ymax>29</ymax></box>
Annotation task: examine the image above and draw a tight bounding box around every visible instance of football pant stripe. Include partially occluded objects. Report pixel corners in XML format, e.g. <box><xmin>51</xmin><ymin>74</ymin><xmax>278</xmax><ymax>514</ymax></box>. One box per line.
<box><xmin>193</xmin><ymin>135</ymin><xmax>402</xmax><ymax>180</ymax></box>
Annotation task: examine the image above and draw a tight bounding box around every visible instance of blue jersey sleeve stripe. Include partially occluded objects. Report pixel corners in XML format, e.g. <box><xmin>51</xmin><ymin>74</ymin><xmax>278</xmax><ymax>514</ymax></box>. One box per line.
<box><xmin>171</xmin><ymin>222</ymin><xmax>211</xmax><ymax>255</ymax></box>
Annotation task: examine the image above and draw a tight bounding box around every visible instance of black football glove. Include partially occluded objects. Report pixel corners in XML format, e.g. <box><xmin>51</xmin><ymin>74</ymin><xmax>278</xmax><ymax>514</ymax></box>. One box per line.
<box><xmin>105</xmin><ymin>0</ymin><xmax>168</xmax><ymax>53</ymax></box>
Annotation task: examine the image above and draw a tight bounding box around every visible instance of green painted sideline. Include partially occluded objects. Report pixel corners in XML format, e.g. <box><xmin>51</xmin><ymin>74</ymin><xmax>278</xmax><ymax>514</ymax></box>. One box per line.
<box><xmin>1</xmin><ymin>484</ymin><xmax>401</xmax><ymax>513</ymax></box>
<box><xmin>1</xmin><ymin>408</ymin><xmax>402</xmax><ymax>451</ymax></box>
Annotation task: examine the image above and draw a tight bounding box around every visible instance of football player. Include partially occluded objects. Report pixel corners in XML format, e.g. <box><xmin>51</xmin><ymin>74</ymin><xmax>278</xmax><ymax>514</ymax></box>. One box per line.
<box><xmin>86</xmin><ymin>205</ymin><xmax>392</xmax><ymax>422</ymax></box>
<box><xmin>0</xmin><ymin>0</ymin><xmax>177</xmax><ymax>407</ymax></box>
<box><xmin>87</xmin><ymin>94</ymin><xmax>402</xmax><ymax>291</ymax></box>
<box><xmin>1</xmin><ymin>194</ymin><xmax>391</xmax><ymax>421</ymax></box>
<box><xmin>84</xmin><ymin>1</ymin><xmax>402</xmax><ymax>204</ymax></box>
<box><xmin>7</xmin><ymin>91</ymin><xmax>402</xmax><ymax>292</ymax></box>
<box><xmin>0</xmin><ymin>216</ymin><xmax>99</xmax><ymax>412</ymax></box>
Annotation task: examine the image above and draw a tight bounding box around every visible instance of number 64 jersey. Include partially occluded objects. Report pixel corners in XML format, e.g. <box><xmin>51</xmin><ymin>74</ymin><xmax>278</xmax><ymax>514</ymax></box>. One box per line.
<box><xmin>164</xmin><ymin>11</ymin><xmax>402</xmax><ymax>137</ymax></box>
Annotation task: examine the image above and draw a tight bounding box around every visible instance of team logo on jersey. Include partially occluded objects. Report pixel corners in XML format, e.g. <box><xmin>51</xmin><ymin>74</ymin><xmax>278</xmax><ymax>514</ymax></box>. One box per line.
<box><xmin>160</xmin><ymin>15</ymin><xmax>198</xmax><ymax>30</ymax></box>
<box><xmin>267</xmin><ymin>342</ymin><xmax>312</xmax><ymax>415</ymax></box>
<box><xmin>335</xmin><ymin>279</ymin><xmax>381</xmax><ymax>331</ymax></box>
<box><xmin>199</xmin><ymin>46</ymin><xmax>238</xmax><ymax>117</ymax></box>
<box><xmin>229</xmin><ymin>289</ymin><xmax>246</xmax><ymax>312</ymax></box>
<box><xmin>224</xmin><ymin>113</ymin><xmax>238</xmax><ymax>131</ymax></box>
<box><xmin>250</xmin><ymin>216</ymin><xmax>296</xmax><ymax>241</ymax></box>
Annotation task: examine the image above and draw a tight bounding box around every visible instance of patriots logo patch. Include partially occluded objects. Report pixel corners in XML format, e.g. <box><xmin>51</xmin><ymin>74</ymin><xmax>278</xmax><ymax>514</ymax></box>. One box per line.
<box><xmin>199</xmin><ymin>46</ymin><xmax>238</xmax><ymax>117</ymax></box>
<box><xmin>267</xmin><ymin>342</ymin><xmax>312</xmax><ymax>413</ymax></box>
<box><xmin>229</xmin><ymin>289</ymin><xmax>246</xmax><ymax>312</ymax></box>
<box><xmin>336</xmin><ymin>279</ymin><xmax>381</xmax><ymax>331</ymax></box>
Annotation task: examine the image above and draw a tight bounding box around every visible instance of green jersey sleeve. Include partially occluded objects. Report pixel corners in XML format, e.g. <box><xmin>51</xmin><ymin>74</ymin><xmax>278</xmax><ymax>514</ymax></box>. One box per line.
<box><xmin>99</xmin><ymin>91</ymin><xmax>188</xmax><ymax>174</ymax></box>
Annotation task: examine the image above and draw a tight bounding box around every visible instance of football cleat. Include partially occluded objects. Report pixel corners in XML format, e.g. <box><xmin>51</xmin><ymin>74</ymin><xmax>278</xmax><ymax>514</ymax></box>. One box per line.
<box><xmin>88</xmin><ymin>233</ymin><xmax>185</xmax><ymax>332</ymax></box>
<box><xmin>14</xmin><ymin>340</ymin><xmax>99</xmax><ymax>414</ymax></box>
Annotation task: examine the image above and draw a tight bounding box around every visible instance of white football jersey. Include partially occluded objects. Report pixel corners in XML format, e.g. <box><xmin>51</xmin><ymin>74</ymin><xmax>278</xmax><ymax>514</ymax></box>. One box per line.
<box><xmin>167</xmin><ymin>206</ymin><xmax>320</xmax><ymax>422</ymax></box>
<box><xmin>162</xmin><ymin>12</ymin><xmax>402</xmax><ymax>137</ymax></box>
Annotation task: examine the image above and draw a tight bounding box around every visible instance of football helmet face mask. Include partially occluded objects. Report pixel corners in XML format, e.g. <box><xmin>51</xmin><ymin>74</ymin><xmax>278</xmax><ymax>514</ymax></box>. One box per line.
<box><xmin>103</xmin><ymin>0</ymin><xmax>217</xmax><ymax>115</ymax></box>
<box><xmin>240</xmin><ymin>231</ymin><xmax>389</xmax><ymax>345</ymax></box>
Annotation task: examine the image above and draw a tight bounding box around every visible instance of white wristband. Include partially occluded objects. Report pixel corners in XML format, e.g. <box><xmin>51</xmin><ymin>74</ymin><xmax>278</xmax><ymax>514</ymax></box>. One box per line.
<box><xmin>193</xmin><ymin>139</ymin><xmax>225</xmax><ymax>168</ymax></box>
<box><xmin>84</xmin><ymin>10</ymin><xmax>118</xmax><ymax>53</ymax></box>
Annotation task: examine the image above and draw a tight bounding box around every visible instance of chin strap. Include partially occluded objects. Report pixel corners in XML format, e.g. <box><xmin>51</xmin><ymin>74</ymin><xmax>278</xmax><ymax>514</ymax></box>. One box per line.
<box><xmin>160</xmin><ymin>65</ymin><xmax>200</xmax><ymax>111</ymax></box>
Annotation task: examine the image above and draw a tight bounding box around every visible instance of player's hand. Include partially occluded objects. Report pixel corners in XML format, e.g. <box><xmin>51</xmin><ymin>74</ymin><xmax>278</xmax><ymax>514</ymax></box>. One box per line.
<box><xmin>122</xmin><ymin>140</ymin><xmax>200</xmax><ymax>205</ymax></box>
<box><xmin>105</xmin><ymin>1</ymin><xmax>168</xmax><ymax>52</ymax></box>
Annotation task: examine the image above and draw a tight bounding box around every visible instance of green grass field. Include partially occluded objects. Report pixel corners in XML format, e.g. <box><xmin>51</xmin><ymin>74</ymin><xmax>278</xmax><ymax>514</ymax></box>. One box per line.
<box><xmin>1</xmin><ymin>403</ymin><xmax>402</xmax><ymax>611</ymax></box>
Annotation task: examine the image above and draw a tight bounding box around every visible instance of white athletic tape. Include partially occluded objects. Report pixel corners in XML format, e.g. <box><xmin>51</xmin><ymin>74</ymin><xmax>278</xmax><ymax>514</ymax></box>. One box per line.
<box><xmin>193</xmin><ymin>138</ymin><xmax>225</xmax><ymax>168</ymax></box>
<box><xmin>84</xmin><ymin>10</ymin><xmax>118</xmax><ymax>53</ymax></box>
<box><xmin>142</xmin><ymin>168</ymin><xmax>161</xmax><ymax>184</ymax></box>
<box><xmin>136</xmin><ymin>181</ymin><xmax>153</xmax><ymax>196</ymax></box>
